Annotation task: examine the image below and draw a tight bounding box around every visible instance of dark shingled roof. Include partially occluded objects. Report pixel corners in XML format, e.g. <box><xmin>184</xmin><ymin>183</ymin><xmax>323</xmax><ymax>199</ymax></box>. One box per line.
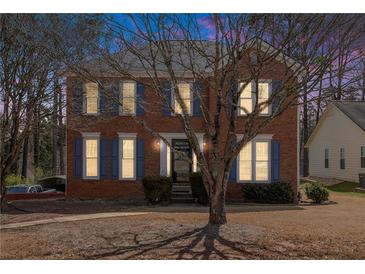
<box><xmin>333</xmin><ymin>101</ymin><xmax>365</xmax><ymax>131</ymax></box>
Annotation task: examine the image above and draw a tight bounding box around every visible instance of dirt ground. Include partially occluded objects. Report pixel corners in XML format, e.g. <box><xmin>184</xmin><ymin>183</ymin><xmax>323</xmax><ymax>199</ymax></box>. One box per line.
<box><xmin>1</xmin><ymin>193</ymin><xmax>364</xmax><ymax>259</ymax></box>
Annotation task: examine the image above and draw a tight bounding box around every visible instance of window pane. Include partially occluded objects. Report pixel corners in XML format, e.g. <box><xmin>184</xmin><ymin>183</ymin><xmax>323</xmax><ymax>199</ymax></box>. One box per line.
<box><xmin>340</xmin><ymin>148</ymin><xmax>345</xmax><ymax>159</ymax></box>
<box><xmin>239</xmin><ymin>142</ymin><xmax>252</xmax><ymax>180</ymax></box>
<box><xmin>361</xmin><ymin>146</ymin><xmax>365</xmax><ymax>157</ymax></box>
<box><xmin>85</xmin><ymin>83</ymin><xmax>98</xmax><ymax>114</ymax></box>
<box><xmin>123</xmin><ymin>140</ymin><xmax>134</xmax><ymax>158</ymax></box>
<box><xmin>256</xmin><ymin>142</ymin><xmax>268</xmax><ymax>161</ymax></box>
<box><xmin>86</xmin><ymin>158</ymin><xmax>98</xmax><ymax>177</ymax></box>
<box><xmin>239</xmin><ymin>83</ymin><xmax>252</xmax><ymax>115</ymax></box>
<box><xmin>86</xmin><ymin>97</ymin><xmax>98</xmax><ymax>113</ymax></box>
<box><xmin>175</xmin><ymin>83</ymin><xmax>191</xmax><ymax>114</ymax></box>
<box><xmin>123</xmin><ymin>98</ymin><xmax>135</xmax><ymax>113</ymax></box>
<box><xmin>123</xmin><ymin>82</ymin><xmax>135</xmax><ymax>96</ymax></box>
<box><xmin>178</xmin><ymin>83</ymin><xmax>190</xmax><ymax>99</ymax></box>
<box><xmin>240</xmin><ymin>98</ymin><xmax>252</xmax><ymax>114</ymax></box>
<box><xmin>86</xmin><ymin>139</ymin><xmax>98</xmax><ymax>158</ymax></box>
<box><xmin>239</xmin><ymin>161</ymin><xmax>252</xmax><ymax>180</ymax></box>
<box><xmin>325</xmin><ymin>149</ymin><xmax>329</xmax><ymax>159</ymax></box>
<box><xmin>122</xmin><ymin>159</ymin><xmax>134</xmax><ymax>178</ymax></box>
<box><xmin>258</xmin><ymin>83</ymin><xmax>269</xmax><ymax>114</ymax></box>
<box><xmin>256</xmin><ymin>162</ymin><xmax>268</xmax><ymax>181</ymax></box>
<box><xmin>239</xmin><ymin>82</ymin><xmax>252</xmax><ymax>98</ymax></box>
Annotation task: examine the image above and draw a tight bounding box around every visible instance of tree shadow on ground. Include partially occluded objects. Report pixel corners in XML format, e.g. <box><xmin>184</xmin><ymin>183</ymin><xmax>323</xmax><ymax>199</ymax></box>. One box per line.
<box><xmin>85</xmin><ymin>224</ymin><xmax>267</xmax><ymax>259</ymax></box>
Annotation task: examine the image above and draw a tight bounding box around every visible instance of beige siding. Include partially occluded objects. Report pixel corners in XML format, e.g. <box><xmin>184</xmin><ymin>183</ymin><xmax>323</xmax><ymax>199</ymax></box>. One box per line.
<box><xmin>308</xmin><ymin>106</ymin><xmax>365</xmax><ymax>182</ymax></box>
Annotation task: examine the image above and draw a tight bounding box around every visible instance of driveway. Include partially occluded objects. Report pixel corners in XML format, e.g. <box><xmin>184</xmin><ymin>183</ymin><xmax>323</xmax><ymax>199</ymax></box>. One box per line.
<box><xmin>1</xmin><ymin>193</ymin><xmax>364</xmax><ymax>259</ymax></box>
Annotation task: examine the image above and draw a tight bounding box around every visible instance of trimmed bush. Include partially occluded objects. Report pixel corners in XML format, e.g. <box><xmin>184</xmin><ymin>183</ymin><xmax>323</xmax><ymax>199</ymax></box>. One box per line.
<box><xmin>190</xmin><ymin>172</ymin><xmax>208</xmax><ymax>205</ymax></box>
<box><xmin>241</xmin><ymin>182</ymin><xmax>294</xmax><ymax>203</ymax></box>
<box><xmin>304</xmin><ymin>182</ymin><xmax>329</xmax><ymax>204</ymax></box>
<box><xmin>142</xmin><ymin>176</ymin><xmax>172</xmax><ymax>205</ymax></box>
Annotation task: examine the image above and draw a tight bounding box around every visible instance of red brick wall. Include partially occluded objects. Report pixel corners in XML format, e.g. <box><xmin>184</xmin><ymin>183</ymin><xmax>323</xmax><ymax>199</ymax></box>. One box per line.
<box><xmin>6</xmin><ymin>193</ymin><xmax>65</xmax><ymax>201</ymax></box>
<box><xmin>66</xmin><ymin>58</ymin><xmax>298</xmax><ymax>200</ymax></box>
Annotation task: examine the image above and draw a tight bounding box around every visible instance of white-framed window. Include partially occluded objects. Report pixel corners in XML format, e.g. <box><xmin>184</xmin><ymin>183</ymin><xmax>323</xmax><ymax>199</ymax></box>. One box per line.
<box><xmin>238</xmin><ymin>82</ymin><xmax>253</xmax><ymax>115</ymax></box>
<box><xmin>361</xmin><ymin>146</ymin><xmax>365</xmax><ymax>168</ymax></box>
<box><xmin>120</xmin><ymin>81</ymin><xmax>136</xmax><ymax>115</ymax></box>
<box><xmin>258</xmin><ymin>82</ymin><xmax>270</xmax><ymax>115</ymax></box>
<box><xmin>83</xmin><ymin>133</ymin><xmax>100</xmax><ymax>179</ymax></box>
<box><xmin>85</xmin><ymin>82</ymin><xmax>99</xmax><ymax>114</ymax></box>
<box><xmin>238</xmin><ymin>81</ymin><xmax>271</xmax><ymax>116</ymax></box>
<box><xmin>174</xmin><ymin>82</ymin><xmax>191</xmax><ymax>115</ymax></box>
<box><xmin>119</xmin><ymin>136</ymin><xmax>136</xmax><ymax>180</ymax></box>
<box><xmin>238</xmin><ymin>139</ymin><xmax>270</xmax><ymax>183</ymax></box>
<box><xmin>255</xmin><ymin>141</ymin><xmax>269</xmax><ymax>181</ymax></box>
<box><xmin>239</xmin><ymin>141</ymin><xmax>252</xmax><ymax>181</ymax></box>
<box><xmin>340</xmin><ymin>147</ymin><xmax>345</xmax><ymax>170</ymax></box>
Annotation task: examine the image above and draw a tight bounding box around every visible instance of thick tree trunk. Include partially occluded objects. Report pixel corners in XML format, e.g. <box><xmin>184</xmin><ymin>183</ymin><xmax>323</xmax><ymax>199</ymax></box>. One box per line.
<box><xmin>209</xmin><ymin>191</ymin><xmax>227</xmax><ymax>225</ymax></box>
<box><xmin>207</xmin><ymin>173</ymin><xmax>227</xmax><ymax>225</ymax></box>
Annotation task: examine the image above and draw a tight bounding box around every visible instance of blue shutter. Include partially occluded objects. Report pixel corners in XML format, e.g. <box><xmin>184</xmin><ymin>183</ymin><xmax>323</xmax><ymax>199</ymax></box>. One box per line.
<box><xmin>73</xmin><ymin>138</ymin><xmax>83</xmax><ymax>178</ymax></box>
<box><xmin>111</xmin><ymin>83</ymin><xmax>120</xmax><ymax>116</ymax></box>
<box><xmin>271</xmin><ymin>140</ymin><xmax>281</xmax><ymax>183</ymax></box>
<box><xmin>136</xmin><ymin>138</ymin><xmax>145</xmax><ymax>180</ymax></box>
<box><xmin>228</xmin><ymin>137</ymin><xmax>237</xmax><ymax>182</ymax></box>
<box><xmin>272</xmin><ymin>80</ymin><xmax>282</xmax><ymax>115</ymax></box>
<box><xmin>100</xmin><ymin>138</ymin><xmax>108</xmax><ymax>178</ymax></box>
<box><xmin>111</xmin><ymin>139</ymin><xmax>119</xmax><ymax>179</ymax></box>
<box><xmin>73</xmin><ymin>82</ymin><xmax>83</xmax><ymax>114</ymax></box>
<box><xmin>162</xmin><ymin>81</ymin><xmax>172</xmax><ymax>116</ymax></box>
<box><xmin>136</xmin><ymin>83</ymin><xmax>145</xmax><ymax>116</ymax></box>
<box><xmin>229</xmin><ymin>158</ymin><xmax>237</xmax><ymax>182</ymax></box>
<box><xmin>100</xmin><ymin>87</ymin><xmax>107</xmax><ymax>114</ymax></box>
<box><xmin>193</xmin><ymin>81</ymin><xmax>202</xmax><ymax>116</ymax></box>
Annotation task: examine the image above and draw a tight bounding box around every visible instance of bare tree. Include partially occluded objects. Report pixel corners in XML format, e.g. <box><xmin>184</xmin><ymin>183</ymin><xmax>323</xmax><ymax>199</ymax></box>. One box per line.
<box><xmin>21</xmin><ymin>14</ymin><xmax>365</xmax><ymax>225</ymax></box>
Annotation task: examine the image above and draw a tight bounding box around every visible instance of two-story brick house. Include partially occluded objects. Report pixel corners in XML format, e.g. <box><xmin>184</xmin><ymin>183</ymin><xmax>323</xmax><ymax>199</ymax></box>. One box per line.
<box><xmin>66</xmin><ymin>41</ymin><xmax>299</xmax><ymax>201</ymax></box>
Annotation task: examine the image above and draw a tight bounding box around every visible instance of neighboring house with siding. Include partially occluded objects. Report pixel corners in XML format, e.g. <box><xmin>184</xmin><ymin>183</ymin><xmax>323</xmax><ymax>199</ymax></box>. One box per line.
<box><xmin>66</xmin><ymin>41</ymin><xmax>300</xmax><ymax>200</ymax></box>
<box><xmin>305</xmin><ymin>102</ymin><xmax>365</xmax><ymax>183</ymax></box>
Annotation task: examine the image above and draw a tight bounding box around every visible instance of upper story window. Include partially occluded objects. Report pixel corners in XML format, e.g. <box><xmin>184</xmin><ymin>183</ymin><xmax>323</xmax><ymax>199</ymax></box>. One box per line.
<box><xmin>325</xmin><ymin>148</ymin><xmax>329</xmax><ymax>168</ymax></box>
<box><xmin>174</xmin><ymin>83</ymin><xmax>191</xmax><ymax>115</ymax></box>
<box><xmin>84</xmin><ymin>137</ymin><xmax>99</xmax><ymax>179</ymax></box>
<box><xmin>340</xmin><ymin>148</ymin><xmax>345</xmax><ymax>170</ymax></box>
<box><xmin>238</xmin><ymin>81</ymin><xmax>271</xmax><ymax>116</ymax></box>
<box><xmin>258</xmin><ymin>83</ymin><xmax>270</xmax><ymax>115</ymax></box>
<box><xmin>239</xmin><ymin>83</ymin><xmax>252</xmax><ymax>115</ymax></box>
<box><xmin>120</xmin><ymin>138</ymin><xmax>136</xmax><ymax>179</ymax></box>
<box><xmin>361</xmin><ymin>146</ymin><xmax>365</xmax><ymax>168</ymax></box>
<box><xmin>120</xmin><ymin>81</ymin><xmax>136</xmax><ymax>115</ymax></box>
<box><xmin>85</xmin><ymin>83</ymin><xmax>99</xmax><ymax>114</ymax></box>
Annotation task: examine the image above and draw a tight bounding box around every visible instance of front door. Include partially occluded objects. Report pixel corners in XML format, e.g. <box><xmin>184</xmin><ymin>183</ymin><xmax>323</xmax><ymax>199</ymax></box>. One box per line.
<box><xmin>172</xmin><ymin>139</ymin><xmax>191</xmax><ymax>183</ymax></box>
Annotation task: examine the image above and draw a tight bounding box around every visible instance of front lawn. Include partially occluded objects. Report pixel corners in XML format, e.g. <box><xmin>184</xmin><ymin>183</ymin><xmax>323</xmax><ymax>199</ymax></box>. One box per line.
<box><xmin>326</xmin><ymin>181</ymin><xmax>365</xmax><ymax>198</ymax></box>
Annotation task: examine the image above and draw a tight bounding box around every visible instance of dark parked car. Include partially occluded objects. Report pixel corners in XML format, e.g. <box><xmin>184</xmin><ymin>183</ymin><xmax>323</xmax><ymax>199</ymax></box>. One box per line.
<box><xmin>6</xmin><ymin>184</ymin><xmax>58</xmax><ymax>194</ymax></box>
<box><xmin>38</xmin><ymin>175</ymin><xmax>66</xmax><ymax>192</ymax></box>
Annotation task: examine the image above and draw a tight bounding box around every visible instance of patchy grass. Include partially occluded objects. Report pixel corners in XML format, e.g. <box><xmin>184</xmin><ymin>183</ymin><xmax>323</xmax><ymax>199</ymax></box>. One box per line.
<box><xmin>326</xmin><ymin>181</ymin><xmax>365</xmax><ymax>198</ymax></box>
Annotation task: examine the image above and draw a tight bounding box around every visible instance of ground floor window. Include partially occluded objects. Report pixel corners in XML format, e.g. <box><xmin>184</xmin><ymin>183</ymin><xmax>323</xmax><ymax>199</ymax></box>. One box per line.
<box><xmin>325</xmin><ymin>148</ymin><xmax>329</xmax><ymax>168</ymax></box>
<box><xmin>238</xmin><ymin>140</ymin><xmax>270</xmax><ymax>183</ymax></box>
<box><xmin>361</xmin><ymin>146</ymin><xmax>365</xmax><ymax>168</ymax></box>
<box><xmin>120</xmin><ymin>138</ymin><xmax>136</xmax><ymax>179</ymax></box>
<box><xmin>83</xmin><ymin>135</ymin><xmax>99</xmax><ymax>179</ymax></box>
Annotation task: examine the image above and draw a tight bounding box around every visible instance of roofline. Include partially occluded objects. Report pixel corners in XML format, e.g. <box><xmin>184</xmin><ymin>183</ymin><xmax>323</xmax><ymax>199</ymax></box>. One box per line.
<box><xmin>304</xmin><ymin>104</ymin><xmax>334</xmax><ymax>148</ymax></box>
<box><xmin>332</xmin><ymin>101</ymin><xmax>365</xmax><ymax>132</ymax></box>
<box><xmin>63</xmin><ymin>38</ymin><xmax>304</xmax><ymax>79</ymax></box>
<box><xmin>305</xmin><ymin>102</ymin><xmax>365</xmax><ymax>148</ymax></box>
